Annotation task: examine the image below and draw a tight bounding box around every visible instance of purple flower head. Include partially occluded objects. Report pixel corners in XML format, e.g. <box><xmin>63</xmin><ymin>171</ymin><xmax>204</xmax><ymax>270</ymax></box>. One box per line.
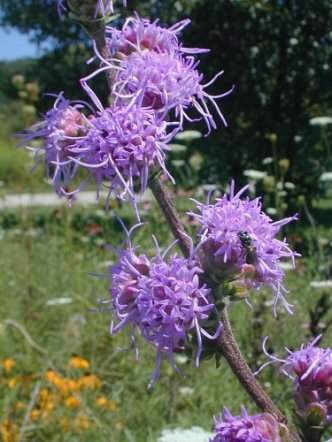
<box><xmin>106</xmin><ymin>226</ymin><xmax>221</xmax><ymax>387</ymax></box>
<box><xmin>73</xmin><ymin>103</ymin><xmax>177</xmax><ymax>204</ymax></box>
<box><xmin>106</xmin><ymin>15</ymin><xmax>208</xmax><ymax>56</ymax></box>
<box><xmin>211</xmin><ymin>406</ymin><xmax>282</xmax><ymax>442</ymax></box>
<box><xmin>18</xmin><ymin>93</ymin><xmax>91</xmax><ymax>196</ymax></box>
<box><xmin>112</xmin><ymin>49</ymin><xmax>231</xmax><ymax>133</ymax></box>
<box><xmin>282</xmin><ymin>337</ymin><xmax>332</xmax><ymax>390</ymax></box>
<box><xmin>258</xmin><ymin>336</ymin><xmax>332</xmax><ymax>425</ymax></box>
<box><xmin>136</xmin><ymin>248</ymin><xmax>216</xmax><ymax>387</ymax></box>
<box><xmin>189</xmin><ymin>181</ymin><xmax>299</xmax><ymax>314</ymax></box>
<box><xmin>108</xmin><ymin>224</ymin><xmax>151</xmax><ymax>332</ymax></box>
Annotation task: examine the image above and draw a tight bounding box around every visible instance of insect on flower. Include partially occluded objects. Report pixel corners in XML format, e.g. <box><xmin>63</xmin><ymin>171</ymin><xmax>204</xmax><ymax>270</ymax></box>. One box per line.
<box><xmin>237</xmin><ymin>230</ymin><xmax>257</xmax><ymax>265</ymax></box>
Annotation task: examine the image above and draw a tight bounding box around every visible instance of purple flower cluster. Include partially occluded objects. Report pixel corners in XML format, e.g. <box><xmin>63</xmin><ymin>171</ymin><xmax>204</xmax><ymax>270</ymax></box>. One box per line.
<box><xmin>211</xmin><ymin>406</ymin><xmax>282</xmax><ymax>442</ymax></box>
<box><xmin>18</xmin><ymin>94</ymin><xmax>90</xmax><ymax>196</ymax></box>
<box><xmin>73</xmin><ymin>103</ymin><xmax>176</xmax><ymax>204</ymax></box>
<box><xmin>106</xmin><ymin>15</ymin><xmax>199</xmax><ymax>56</ymax></box>
<box><xmin>20</xmin><ymin>11</ymin><xmax>231</xmax><ymax>207</ymax></box>
<box><xmin>189</xmin><ymin>181</ymin><xmax>298</xmax><ymax>314</ymax></box>
<box><xmin>20</xmin><ymin>94</ymin><xmax>178</xmax><ymax>207</ymax></box>
<box><xmin>19</xmin><ymin>95</ymin><xmax>177</xmax><ymax>206</ymax></box>
<box><xmin>261</xmin><ymin>336</ymin><xmax>332</xmax><ymax>425</ymax></box>
<box><xmin>101</xmin><ymin>15</ymin><xmax>231</xmax><ymax>133</ymax></box>
<box><xmin>112</xmin><ymin>50</ymin><xmax>229</xmax><ymax>132</ymax></box>
<box><xmin>108</xmin><ymin>229</ymin><xmax>220</xmax><ymax>387</ymax></box>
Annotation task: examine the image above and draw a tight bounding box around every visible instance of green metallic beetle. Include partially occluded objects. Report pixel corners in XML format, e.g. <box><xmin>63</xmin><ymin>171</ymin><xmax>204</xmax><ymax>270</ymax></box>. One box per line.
<box><xmin>237</xmin><ymin>230</ymin><xmax>257</xmax><ymax>265</ymax></box>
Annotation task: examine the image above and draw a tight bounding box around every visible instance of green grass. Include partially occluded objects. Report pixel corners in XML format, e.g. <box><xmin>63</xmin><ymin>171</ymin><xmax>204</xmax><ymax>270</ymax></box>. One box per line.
<box><xmin>0</xmin><ymin>123</ymin><xmax>331</xmax><ymax>441</ymax></box>
<box><xmin>0</xmin><ymin>136</ymin><xmax>47</xmax><ymax>193</ymax></box>
<box><xmin>0</xmin><ymin>200</ymin><xmax>331</xmax><ymax>441</ymax></box>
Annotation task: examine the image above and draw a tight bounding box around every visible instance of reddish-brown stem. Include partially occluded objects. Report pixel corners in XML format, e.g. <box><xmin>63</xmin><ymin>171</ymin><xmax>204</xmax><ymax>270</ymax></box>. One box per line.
<box><xmin>149</xmin><ymin>175</ymin><xmax>192</xmax><ymax>258</ymax></box>
<box><xmin>149</xmin><ymin>175</ymin><xmax>301</xmax><ymax>442</ymax></box>
<box><xmin>219</xmin><ymin>308</ymin><xmax>285</xmax><ymax>420</ymax></box>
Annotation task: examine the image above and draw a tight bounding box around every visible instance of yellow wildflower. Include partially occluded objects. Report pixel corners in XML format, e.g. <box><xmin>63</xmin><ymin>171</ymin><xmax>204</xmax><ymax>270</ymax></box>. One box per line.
<box><xmin>109</xmin><ymin>400</ymin><xmax>117</xmax><ymax>411</ymax></box>
<box><xmin>65</xmin><ymin>378</ymin><xmax>81</xmax><ymax>392</ymax></box>
<box><xmin>39</xmin><ymin>390</ymin><xmax>58</xmax><ymax>414</ymax></box>
<box><xmin>41</xmin><ymin>406</ymin><xmax>54</xmax><ymax>421</ymax></box>
<box><xmin>39</xmin><ymin>388</ymin><xmax>50</xmax><ymax>408</ymax></box>
<box><xmin>45</xmin><ymin>371</ymin><xmax>69</xmax><ymax>396</ymax></box>
<box><xmin>15</xmin><ymin>402</ymin><xmax>25</xmax><ymax>410</ymax></box>
<box><xmin>69</xmin><ymin>356</ymin><xmax>90</xmax><ymax>370</ymax></box>
<box><xmin>59</xmin><ymin>417</ymin><xmax>69</xmax><ymax>430</ymax></box>
<box><xmin>96</xmin><ymin>396</ymin><xmax>108</xmax><ymax>408</ymax></box>
<box><xmin>0</xmin><ymin>419</ymin><xmax>18</xmax><ymax>442</ymax></box>
<box><xmin>2</xmin><ymin>359</ymin><xmax>15</xmax><ymax>374</ymax></box>
<box><xmin>21</xmin><ymin>373</ymin><xmax>34</xmax><ymax>392</ymax></box>
<box><xmin>44</xmin><ymin>369</ymin><xmax>57</xmax><ymax>382</ymax></box>
<box><xmin>30</xmin><ymin>409</ymin><xmax>41</xmax><ymax>422</ymax></box>
<box><xmin>96</xmin><ymin>396</ymin><xmax>118</xmax><ymax>411</ymax></box>
<box><xmin>8</xmin><ymin>374</ymin><xmax>34</xmax><ymax>390</ymax></box>
<box><xmin>79</xmin><ymin>373</ymin><xmax>101</xmax><ymax>389</ymax></box>
<box><xmin>8</xmin><ymin>377</ymin><xmax>20</xmax><ymax>389</ymax></box>
<box><xmin>64</xmin><ymin>395</ymin><xmax>80</xmax><ymax>409</ymax></box>
<box><xmin>74</xmin><ymin>414</ymin><xmax>91</xmax><ymax>431</ymax></box>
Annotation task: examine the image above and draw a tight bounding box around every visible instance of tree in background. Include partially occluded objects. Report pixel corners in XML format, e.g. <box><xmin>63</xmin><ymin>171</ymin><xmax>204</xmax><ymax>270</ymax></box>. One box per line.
<box><xmin>1</xmin><ymin>0</ymin><xmax>332</xmax><ymax>200</ymax></box>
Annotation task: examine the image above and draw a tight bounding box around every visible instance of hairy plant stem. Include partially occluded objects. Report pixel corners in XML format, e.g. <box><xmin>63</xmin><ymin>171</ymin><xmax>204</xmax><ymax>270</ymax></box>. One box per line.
<box><xmin>84</xmin><ymin>21</ymin><xmax>115</xmax><ymax>91</ymax></box>
<box><xmin>149</xmin><ymin>175</ymin><xmax>192</xmax><ymax>257</ymax></box>
<box><xmin>149</xmin><ymin>175</ymin><xmax>301</xmax><ymax>442</ymax></box>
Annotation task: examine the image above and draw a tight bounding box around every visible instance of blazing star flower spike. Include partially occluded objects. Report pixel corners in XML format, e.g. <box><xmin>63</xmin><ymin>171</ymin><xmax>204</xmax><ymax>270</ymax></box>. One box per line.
<box><xmin>189</xmin><ymin>180</ymin><xmax>299</xmax><ymax>314</ymax></box>
<box><xmin>211</xmin><ymin>406</ymin><xmax>284</xmax><ymax>442</ymax></box>
<box><xmin>100</xmin><ymin>224</ymin><xmax>221</xmax><ymax>388</ymax></box>
<box><xmin>17</xmin><ymin>93</ymin><xmax>91</xmax><ymax>197</ymax></box>
<box><xmin>258</xmin><ymin>335</ymin><xmax>332</xmax><ymax>425</ymax></box>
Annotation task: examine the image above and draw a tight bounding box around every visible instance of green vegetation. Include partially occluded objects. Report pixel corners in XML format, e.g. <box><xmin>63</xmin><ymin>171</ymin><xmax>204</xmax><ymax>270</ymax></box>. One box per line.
<box><xmin>0</xmin><ymin>1</ymin><xmax>331</xmax><ymax>439</ymax></box>
<box><xmin>0</xmin><ymin>194</ymin><xmax>331</xmax><ymax>440</ymax></box>
<box><xmin>0</xmin><ymin>79</ymin><xmax>330</xmax><ymax>442</ymax></box>
<box><xmin>1</xmin><ymin>0</ymin><xmax>332</xmax><ymax>196</ymax></box>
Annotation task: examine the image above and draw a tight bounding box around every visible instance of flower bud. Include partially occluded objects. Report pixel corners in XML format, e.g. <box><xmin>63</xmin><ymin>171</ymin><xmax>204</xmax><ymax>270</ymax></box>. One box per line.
<box><xmin>132</xmin><ymin>258</ymin><xmax>150</xmax><ymax>276</ymax></box>
<box><xmin>256</xmin><ymin>412</ymin><xmax>283</xmax><ymax>441</ymax></box>
<box><xmin>211</xmin><ymin>407</ymin><xmax>286</xmax><ymax>442</ymax></box>
<box><xmin>305</xmin><ymin>402</ymin><xmax>328</xmax><ymax>426</ymax></box>
<box><xmin>269</xmin><ymin>133</ymin><xmax>278</xmax><ymax>143</ymax></box>
<box><xmin>263</xmin><ymin>175</ymin><xmax>276</xmax><ymax>192</ymax></box>
<box><xmin>278</xmin><ymin>158</ymin><xmax>290</xmax><ymax>173</ymax></box>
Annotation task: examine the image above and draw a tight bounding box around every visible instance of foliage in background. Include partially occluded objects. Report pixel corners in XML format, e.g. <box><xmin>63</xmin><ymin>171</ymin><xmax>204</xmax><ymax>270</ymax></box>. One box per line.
<box><xmin>0</xmin><ymin>201</ymin><xmax>331</xmax><ymax>441</ymax></box>
<box><xmin>1</xmin><ymin>0</ymin><xmax>332</xmax><ymax>201</ymax></box>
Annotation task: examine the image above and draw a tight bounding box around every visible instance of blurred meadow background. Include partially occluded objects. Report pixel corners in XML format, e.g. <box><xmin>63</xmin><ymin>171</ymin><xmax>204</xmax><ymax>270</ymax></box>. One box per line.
<box><xmin>0</xmin><ymin>0</ymin><xmax>332</xmax><ymax>441</ymax></box>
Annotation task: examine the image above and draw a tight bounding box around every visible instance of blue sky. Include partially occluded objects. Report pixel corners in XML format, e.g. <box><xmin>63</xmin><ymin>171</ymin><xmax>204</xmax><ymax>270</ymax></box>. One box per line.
<box><xmin>0</xmin><ymin>27</ymin><xmax>40</xmax><ymax>61</ymax></box>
